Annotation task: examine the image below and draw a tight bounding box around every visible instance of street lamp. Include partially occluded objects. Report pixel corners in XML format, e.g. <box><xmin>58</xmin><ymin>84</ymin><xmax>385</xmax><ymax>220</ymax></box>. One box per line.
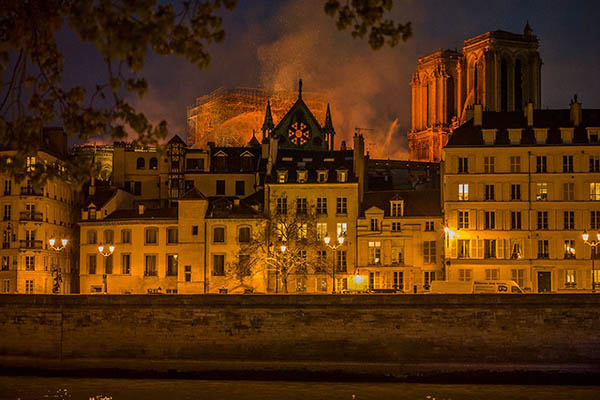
<box><xmin>323</xmin><ymin>233</ymin><xmax>345</xmax><ymax>294</ymax></box>
<box><xmin>98</xmin><ymin>243</ymin><xmax>115</xmax><ymax>294</ymax></box>
<box><xmin>582</xmin><ymin>230</ymin><xmax>600</xmax><ymax>293</ymax></box>
<box><xmin>48</xmin><ymin>237</ymin><xmax>68</xmax><ymax>294</ymax></box>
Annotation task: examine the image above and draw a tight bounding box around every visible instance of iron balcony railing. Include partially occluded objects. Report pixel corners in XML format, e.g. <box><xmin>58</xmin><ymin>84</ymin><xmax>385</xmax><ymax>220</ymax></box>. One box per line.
<box><xmin>20</xmin><ymin>187</ymin><xmax>43</xmax><ymax>196</ymax></box>
<box><xmin>19</xmin><ymin>211</ymin><xmax>43</xmax><ymax>222</ymax></box>
<box><xmin>19</xmin><ymin>240</ymin><xmax>42</xmax><ymax>249</ymax></box>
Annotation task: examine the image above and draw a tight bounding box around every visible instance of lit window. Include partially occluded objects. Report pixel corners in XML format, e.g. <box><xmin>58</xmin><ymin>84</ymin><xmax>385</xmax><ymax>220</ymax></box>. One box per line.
<box><xmin>297</xmin><ymin>169</ymin><xmax>307</xmax><ymax>183</ymax></box>
<box><xmin>368</xmin><ymin>241</ymin><xmax>381</xmax><ymax>265</ymax></box>
<box><xmin>590</xmin><ymin>183</ymin><xmax>600</xmax><ymax>200</ymax></box>
<box><xmin>565</xmin><ymin>270</ymin><xmax>576</xmax><ymax>287</ymax></box>
<box><xmin>564</xmin><ymin>240</ymin><xmax>576</xmax><ymax>259</ymax></box>
<box><xmin>336</xmin><ymin>222</ymin><xmax>347</xmax><ymax>237</ymax></box>
<box><xmin>390</xmin><ymin>201</ymin><xmax>403</xmax><ymax>217</ymax></box>
<box><xmin>536</xmin><ymin>183</ymin><xmax>548</xmax><ymax>201</ymax></box>
<box><xmin>458</xmin><ymin>184</ymin><xmax>469</xmax><ymax>201</ymax></box>
<box><xmin>336</xmin><ymin>169</ymin><xmax>347</xmax><ymax>183</ymax></box>
<box><xmin>316</xmin><ymin>223</ymin><xmax>327</xmax><ymax>240</ymax></box>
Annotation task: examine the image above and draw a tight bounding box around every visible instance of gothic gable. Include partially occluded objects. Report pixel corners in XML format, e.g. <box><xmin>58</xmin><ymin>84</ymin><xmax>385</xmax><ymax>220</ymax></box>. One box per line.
<box><xmin>272</xmin><ymin>98</ymin><xmax>327</xmax><ymax>151</ymax></box>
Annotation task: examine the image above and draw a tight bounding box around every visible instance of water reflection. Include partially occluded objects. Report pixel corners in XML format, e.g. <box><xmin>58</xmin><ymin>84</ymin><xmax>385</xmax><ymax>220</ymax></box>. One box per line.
<box><xmin>0</xmin><ymin>377</ymin><xmax>598</xmax><ymax>400</ymax></box>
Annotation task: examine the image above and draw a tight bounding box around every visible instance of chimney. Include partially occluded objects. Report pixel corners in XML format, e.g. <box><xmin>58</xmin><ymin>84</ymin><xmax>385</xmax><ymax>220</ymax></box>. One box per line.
<box><xmin>526</xmin><ymin>102</ymin><xmax>534</xmax><ymax>126</ymax></box>
<box><xmin>340</xmin><ymin>140</ymin><xmax>347</xmax><ymax>151</ymax></box>
<box><xmin>266</xmin><ymin>136</ymin><xmax>279</xmax><ymax>176</ymax></box>
<box><xmin>138</xmin><ymin>204</ymin><xmax>145</xmax><ymax>215</ymax></box>
<box><xmin>353</xmin><ymin>133</ymin><xmax>366</xmax><ymax>208</ymax></box>
<box><xmin>233</xmin><ymin>198</ymin><xmax>240</xmax><ymax>206</ymax></box>
<box><xmin>570</xmin><ymin>95</ymin><xmax>582</xmax><ymax>126</ymax></box>
<box><xmin>473</xmin><ymin>104</ymin><xmax>483</xmax><ymax>126</ymax></box>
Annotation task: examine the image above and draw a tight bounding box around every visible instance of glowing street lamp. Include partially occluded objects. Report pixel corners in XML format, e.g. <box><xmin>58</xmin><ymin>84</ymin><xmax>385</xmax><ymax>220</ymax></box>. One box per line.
<box><xmin>49</xmin><ymin>238</ymin><xmax>68</xmax><ymax>251</ymax></box>
<box><xmin>323</xmin><ymin>233</ymin><xmax>346</xmax><ymax>294</ymax></box>
<box><xmin>97</xmin><ymin>243</ymin><xmax>115</xmax><ymax>257</ymax></box>
<box><xmin>582</xmin><ymin>230</ymin><xmax>600</xmax><ymax>293</ymax></box>
<box><xmin>48</xmin><ymin>238</ymin><xmax>68</xmax><ymax>294</ymax></box>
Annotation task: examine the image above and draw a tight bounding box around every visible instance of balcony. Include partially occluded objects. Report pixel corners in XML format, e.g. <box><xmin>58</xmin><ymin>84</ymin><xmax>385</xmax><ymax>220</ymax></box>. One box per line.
<box><xmin>19</xmin><ymin>211</ymin><xmax>43</xmax><ymax>222</ymax></box>
<box><xmin>20</xmin><ymin>187</ymin><xmax>43</xmax><ymax>197</ymax></box>
<box><xmin>2</xmin><ymin>242</ymin><xmax>10</xmax><ymax>249</ymax></box>
<box><xmin>19</xmin><ymin>240</ymin><xmax>42</xmax><ymax>249</ymax></box>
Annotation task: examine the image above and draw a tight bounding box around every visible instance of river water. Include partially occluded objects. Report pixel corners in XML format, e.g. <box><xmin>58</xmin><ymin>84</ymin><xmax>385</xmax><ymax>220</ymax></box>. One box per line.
<box><xmin>0</xmin><ymin>377</ymin><xmax>598</xmax><ymax>400</ymax></box>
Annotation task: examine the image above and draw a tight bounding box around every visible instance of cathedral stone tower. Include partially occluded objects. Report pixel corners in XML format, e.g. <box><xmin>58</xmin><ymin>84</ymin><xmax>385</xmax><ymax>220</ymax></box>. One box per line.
<box><xmin>409</xmin><ymin>24</ymin><xmax>542</xmax><ymax>162</ymax></box>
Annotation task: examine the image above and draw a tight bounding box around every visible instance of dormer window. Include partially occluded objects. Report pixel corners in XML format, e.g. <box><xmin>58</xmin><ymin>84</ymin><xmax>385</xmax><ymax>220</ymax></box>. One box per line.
<box><xmin>336</xmin><ymin>169</ymin><xmax>348</xmax><ymax>183</ymax></box>
<box><xmin>214</xmin><ymin>152</ymin><xmax>228</xmax><ymax>172</ymax></box>
<box><xmin>88</xmin><ymin>206</ymin><xmax>97</xmax><ymax>220</ymax></box>
<box><xmin>390</xmin><ymin>200</ymin><xmax>403</xmax><ymax>217</ymax></box>
<box><xmin>588</xmin><ymin>129</ymin><xmax>600</xmax><ymax>144</ymax></box>
<box><xmin>277</xmin><ymin>169</ymin><xmax>288</xmax><ymax>183</ymax></box>
<box><xmin>240</xmin><ymin>152</ymin><xmax>254</xmax><ymax>172</ymax></box>
<box><xmin>297</xmin><ymin>169</ymin><xmax>307</xmax><ymax>183</ymax></box>
<box><xmin>317</xmin><ymin>169</ymin><xmax>328</xmax><ymax>183</ymax></box>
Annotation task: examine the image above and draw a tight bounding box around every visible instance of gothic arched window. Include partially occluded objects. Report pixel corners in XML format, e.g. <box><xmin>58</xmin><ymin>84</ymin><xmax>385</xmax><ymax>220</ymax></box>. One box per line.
<box><xmin>136</xmin><ymin>157</ymin><xmax>145</xmax><ymax>170</ymax></box>
<box><xmin>149</xmin><ymin>157</ymin><xmax>158</xmax><ymax>170</ymax></box>
<box><xmin>514</xmin><ymin>59</ymin><xmax>523</xmax><ymax>111</ymax></box>
<box><xmin>501</xmin><ymin>58</ymin><xmax>508</xmax><ymax>112</ymax></box>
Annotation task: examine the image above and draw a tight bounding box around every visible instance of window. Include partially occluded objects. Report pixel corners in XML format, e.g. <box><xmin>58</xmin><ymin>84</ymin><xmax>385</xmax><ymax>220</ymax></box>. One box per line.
<box><xmin>192</xmin><ymin>225</ymin><xmax>199</xmax><ymax>236</ymax></box>
<box><xmin>297</xmin><ymin>223</ymin><xmax>307</xmax><ymax>240</ymax></box>
<box><xmin>484</xmin><ymin>184</ymin><xmax>495</xmax><ymax>201</ymax></box>
<box><xmin>4</xmin><ymin>180</ymin><xmax>11</xmax><ymax>195</ymax></box>
<box><xmin>187</xmin><ymin>158</ymin><xmax>205</xmax><ymax>171</ymax></box>
<box><xmin>2</xmin><ymin>279</ymin><xmax>9</xmax><ymax>293</ymax></box>
<box><xmin>122</xmin><ymin>254</ymin><xmax>131</xmax><ymax>274</ymax></box>
<box><xmin>484</xmin><ymin>211</ymin><xmax>495</xmax><ymax>230</ymax></box>
<box><xmin>592</xmin><ymin>211</ymin><xmax>600</xmax><ymax>230</ymax></box>
<box><xmin>317</xmin><ymin>170</ymin><xmax>328</xmax><ymax>182</ymax></box>
<box><xmin>590</xmin><ymin>183</ymin><xmax>600</xmax><ymax>200</ymax></box>
<box><xmin>563</xmin><ymin>182</ymin><xmax>574</xmax><ymax>201</ymax></box>
<box><xmin>88</xmin><ymin>254</ymin><xmax>96</xmax><ymax>274</ymax></box>
<box><xmin>277</xmin><ymin>170</ymin><xmax>287</xmax><ymax>183</ymax></box>
<box><xmin>317</xmin><ymin>277</ymin><xmax>328</xmax><ymax>292</ymax></box>
<box><xmin>484</xmin><ymin>239</ymin><xmax>496</xmax><ymax>259</ymax></box>
<box><xmin>424</xmin><ymin>271</ymin><xmax>436</xmax><ymax>289</ymax></box>
<box><xmin>336</xmin><ymin>250</ymin><xmax>347</xmax><ymax>272</ymax></box>
<box><xmin>458</xmin><ymin>211</ymin><xmax>469</xmax><ymax>229</ymax></box>
<box><xmin>317</xmin><ymin>250</ymin><xmax>327</xmax><ymax>268</ymax></box>
<box><xmin>144</xmin><ymin>255</ymin><xmax>157</xmax><ymax>276</ymax></box>
<box><xmin>537</xmin><ymin>240</ymin><xmax>549</xmax><ymax>259</ymax></box>
<box><xmin>238</xmin><ymin>254</ymin><xmax>251</xmax><ymax>276</ymax></box>
<box><xmin>563</xmin><ymin>211</ymin><xmax>575</xmax><ymax>230</ymax></box>
<box><xmin>316</xmin><ymin>223</ymin><xmax>327</xmax><ymax>240</ymax></box>
<box><xmin>537</xmin><ymin>211</ymin><xmax>548</xmax><ymax>230</ymax></box>
<box><xmin>296</xmin><ymin>198</ymin><xmax>307</xmax><ymax>214</ymax></box>
<box><xmin>423</xmin><ymin>241</ymin><xmax>436</xmax><ymax>263</ymax></box>
<box><xmin>25</xmin><ymin>280</ymin><xmax>34</xmax><ymax>294</ymax></box>
<box><xmin>167</xmin><ymin>227</ymin><xmax>178</xmax><ymax>244</ymax></box>
<box><xmin>214</xmin><ymin>155</ymin><xmax>227</xmax><ymax>172</ymax></box>
<box><xmin>565</xmin><ymin>270</ymin><xmax>576</xmax><ymax>287</ymax></box>
<box><xmin>424</xmin><ymin>221</ymin><xmax>434</xmax><ymax>231</ymax></box>
<box><xmin>485</xmin><ymin>268</ymin><xmax>499</xmax><ymax>280</ymax></box>
<box><xmin>369</xmin><ymin>271</ymin><xmax>380</xmax><ymax>290</ymax></box>
<box><xmin>563</xmin><ymin>155</ymin><xmax>573</xmax><ymax>173</ymax></box>
<box><xmin>458</xmin><ymin>184</ymin><xmax>469</xmax><ymax>201</ymax></box>
<box><xmin>184</xmin><ymin>265</ymin><xmax>192</xmax><ymax>282</ymax></box>
<box><xmin>213</xmin><ymin>254</ymin><xmax>225</xmax><ymax>276</ymax></box>
<box><xmin>337</xmin><ymin>169</ymin><xmax>347</xmax><ymax>183</ymax></box>
<box><xmin>511</xmin><ymin>211</ymin><xmax>522</xmax><ymax>230</ymax></box>
<box><xmin>103</xmin><ymin>229</ymin><xmax>114</xmax><ymax>244</ymax></box>
<box><xmin>511</xmin><ymin>184</ymin><xmax>521</xmax><ymax>200</ymax></box>
<box><xmin>24</xmin><ymin>255</ymin><xmax>34</xmax><ymax>271</ymax></box>
<box><xmin>26</xmin><ymin>156</ymin><xmax>36</xmax><ymax>172</ymax></box>
<box><xmin>392</xmin><ymin>222</ymin><xmax>401</xmax><ymax>232</ymax></box>
<box><xmin>510</xmin><ymin>156</ymin><xmax>521</xmax><ymax>173</ymax></box>
<box><xmin>238</xmin><ymin>226</ymin><xmax>251</xmax><ymax>243</ymax></box>
<box><xmin>87</xmin><ymin>230</ymin><xmax>97</xmax><ymax>244</ymax></box>
<box><xmin>295</xmin><ymin>277</ymin><xmax>307</xmax><ymax>292</ymax></box>
<box><xmin>484</xmin><ymin>156</ymin><xmax>495</xmax><ymax>173</ymax></box>
<box><xmin>316</xmin><ymin>197</ymin><xmax>327</xmax><ymax>214</ymax></box>
<box><xmin>336</xmin><ymin>197</ymin><xmax>347</xmax><ymax>214</ymax></box>
<box><xmin>167</xmin><ymin>254</ymin><xmax>178</xmax><ymax>276</ymax></box>
<box><xmin>536</xmin><ymin>183</ymin><xmax>548</xmax><ymax>201</ymax></box>
<box><xmin>104</xmin><ymin>254</ymin><xmax>113</xmax><ymax>274</ymax></box>
<box><xmin>216</xmin><ymin>180</ymin><xmax>225</xmax><ymax>195</ymax></box>
<box><xmin>136</xmin><ymin>157</ymin><xmax>145</xmax><ymax>169</ymax></box>
<box><xmin>2</xmin><ymin>204</ymin><xmax>9</xmax><ymax>221</ymax></box>
<box><xmin>1</xmin><ymin>256</ymin><xmax>8</xmax><ymax>271</ymax></box>
<box><xmin>235</xmin><ymin>180</ymin><xmax>245</xmax><ymax>196</ymax></box>
<box><xmin>393</xmin><ymin>271</ymin><xmax>404</xmax><ymax>290</ymax></box>
<box><xmin>510</xmin><ymin>239</ymin><xmax>523</xmax><ymax>259</ymax></box>
<box><xmin>120</xmin><ymin>229</ymin><xmax>131</xmax><ymax>244</ymax></box>
<box><xmin>145</xmin><ymin>228</ymin><xmax>158</xmax><ymax>244</ymax></box>
<box><xmin>458</xmin><ymin>240</ymin><xmax>470</xmax><ymax>258</ymax></box>
<box><xmin>511</xmin><ymin>269</ymin><xmax>525</xmax><ymax>287</ymax></box>
<box><xmin>276</xmin><ymin>198</ymin><xmax>287</xmax><ymax>214</ymax></box>
<box><xmin>536</xmin><ymin>156</ymin><xmax>547</xmax><ymax>173</ymax></box>
<box><xmin>459</xmin><ymin>269</ymin><xmax>472</xmax><ymax>282</ymax></box>
<box><xmin>590</xmin><ymin>155</ymin><xmax>600</xmax><ymax>172</ymax></box>
<box><xmin>149</xmin><ymin>157</ymin><xmax>158</xmax><ymax>170</ymax></box>
<box><xmin>336</xmin><ymin>222</ymin><xmax>347</xmax><ymax>237</ymax></box>
<box><xmin>213</xmin><ymin>227</ymin><xmax>225</xmax><ymax>243</ymax></box>
<box><xmin>368</xmin><ymin>241</ymin><xmax>381</xmax><ymax>264</ymax></box>
<box><xmin>297</xmin><ymin>169</ymin><xmax>307</xmax><ymax>183</ymax></box>
<box><xmin>392</xmin><ymin>246</ymin><xmax>404</xmax><ymax>264</ymax></box>
<box><xmin>564</xmin><ymin>240</ymin><xmax>576</xmax><ymax>259</ymax></box>
<box><xmin>370</xmin><ymin>218</ymin><xmax>379</xmax><ymax>231</ymax></box>
<box><xmin>134</xmin><ymin>181</ymin><xmax>142</xmax><ymax>196</ymax></box>
<box><xmin>458</xmin><ymin>157</ymin><xmax>469</xmax><ymax>173</ymax></box>
<box><xmin>390</xmin><ymin>201</ymin><xmax>403</xmax><ymax>217</ymax></box>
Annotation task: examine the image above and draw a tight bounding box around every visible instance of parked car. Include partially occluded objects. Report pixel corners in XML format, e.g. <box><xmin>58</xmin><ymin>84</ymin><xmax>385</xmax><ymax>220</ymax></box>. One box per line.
<box><xmin>429</xmin><ymin>280</ymin><xmax>524</xmax><ymax>294</ymax></box>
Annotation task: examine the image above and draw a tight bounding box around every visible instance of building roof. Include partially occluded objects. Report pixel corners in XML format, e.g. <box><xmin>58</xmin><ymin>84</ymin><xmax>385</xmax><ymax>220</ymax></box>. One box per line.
<box><xmin>367</xmin><ymin>159</ymin><xmax>439</xmax><ymax>191</ymax></box>
<box><xmin>86</xmin><ymin>186</ymin><xmax>118</xmax><ymax>208</ymax></box>
<box><xmin>447</xmin><ymin>108</ymin><xmax>600</xmax><ymax>147</ymax></box>
<box><xmin>209</xmin><ymin>146</ymin><xmax>262</xmax><ymax>173</ymax></box>
<box><xmin>180</xmin><ymin>187</ymin><xmax>207</xmax><ymax>200</ymax></box>
<box><xmin>206</xmin><ymin>194</ymin><xmax>263</xmax><ymax>219</ymax></box>
<box><xmin>266</xmin><ymin>149</ymin><xmax>356</xmax><ymax>184</ymax></box>
<box><xmin>103</xmin><ymin>207</ymin><xmax>178</xmax><ymax>221</ymax></box>
<box><xmin>361</xmin><ymin>189</ymin><xmax>442</xmax><ymax>217</ymax></box>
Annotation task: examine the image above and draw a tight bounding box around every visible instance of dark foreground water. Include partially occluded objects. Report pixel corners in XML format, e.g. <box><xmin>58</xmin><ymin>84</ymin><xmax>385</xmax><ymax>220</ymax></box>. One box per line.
<box><xmin>0</xmin><ymin>377</ymin><xmax>599</xmax><ymax>400</ymax></box>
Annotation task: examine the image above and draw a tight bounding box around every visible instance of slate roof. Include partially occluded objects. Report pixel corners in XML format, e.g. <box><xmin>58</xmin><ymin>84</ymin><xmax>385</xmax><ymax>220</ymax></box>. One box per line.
<box><xmin>447</xmin><ymin>109</ymin><xmax>600</xmax><ymax>147</ymax></box>
<box><xmin>361</xmin><ymin>189</ymin><xmax>442</xmax><ymax>218</ymax></box>
<box><xmin>180</xmin><ymin>187</ymin><xmax>207</xmax><ymax>200</ymax></box>
<box><xmin>103</xmin><ymin>207</ymin><xmax>178</xmax><ymax>221</ymax></box>
<box><xmin>206</xmin><ymin>194</ymin><xmax>263</xmax><ymax>219</ymax></box>
<box><xmin>85</xmin><ymin>186</ymin><xmax>118</xmax><ymax>208</ymax></box>
<box><xmin>208</xmin><ymin>146</ymin><xmax>262</xmax><ymax>173</ymax></box>
<box><xmin>367</xmin><ymin>159</ymin><xmax>439</xmax><ymax>191</ymax></box>
<box><xmin>266</xmin><ymin>149</ymin><xmax>356</xmax><ymax>184</ymax></box>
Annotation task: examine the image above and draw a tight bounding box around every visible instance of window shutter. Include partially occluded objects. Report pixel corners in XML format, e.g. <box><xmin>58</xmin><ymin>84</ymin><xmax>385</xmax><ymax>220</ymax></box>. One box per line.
<box><xmin>450</xmin><ymin>240</ymin><xmax>457</xmax><ymax>259</ymax></box>
<box><xmin>497</xmin><ymin>239</ymin><xmax>505</xmax><ymax>259</ymax></box>
<box><xmin>470</xmin><ymin>240</ymin><xmax>477</xmax><ymax>259</ymax></box>
<box><xmin>453</xmin><ymin>156</ymin><xmax>459</xmax><ymax>173</ymax></box>
<box><xmin>558</xmin><ymin>269</ymin><xmax>565</xmax><ymax>289</ymax></box>
<box><xmin>470</xmin><ymin>209</ymin><xmax>477</xmax><ymax>229</ymax></box>
<box><xmin>478</xmin><ymin>210</ymin><xmax>484</xmax><ymax>230</ymax></box>
<box><xmin>477</xmin><ymin>239</ymin><xmax>484</xmax><ymax>259</ymax></box>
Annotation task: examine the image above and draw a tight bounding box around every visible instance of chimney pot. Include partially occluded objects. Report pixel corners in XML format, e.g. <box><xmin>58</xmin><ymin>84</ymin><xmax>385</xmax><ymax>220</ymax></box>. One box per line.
<box><xmin>138</xmin><ymin>204</ymin><xmax>145</xmax><ymax>215</ymax></box>
<box><xmin>473</xmin><ymin>104</ymin><xmax>483</xmax><ymax>126</ymax></box>
<box><xmin>526</xmin><ymin>103</ymin><xmax>534</xmax><ymax>126</ymax></box>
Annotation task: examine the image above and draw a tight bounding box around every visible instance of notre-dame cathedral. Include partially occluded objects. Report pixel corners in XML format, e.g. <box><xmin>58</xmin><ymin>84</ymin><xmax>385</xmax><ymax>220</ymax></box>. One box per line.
<box><xmin>408</xmin><ymin>24</ymin><xmax>542</xmax><ymax>162</ymax></box>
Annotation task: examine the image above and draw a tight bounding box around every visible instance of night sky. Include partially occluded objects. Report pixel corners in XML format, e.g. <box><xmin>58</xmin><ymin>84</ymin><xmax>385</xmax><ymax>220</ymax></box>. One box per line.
<box><xmin>59</xmin><ymin>0</ymin><xmax>600</xmax><ymax>157</ymax></box>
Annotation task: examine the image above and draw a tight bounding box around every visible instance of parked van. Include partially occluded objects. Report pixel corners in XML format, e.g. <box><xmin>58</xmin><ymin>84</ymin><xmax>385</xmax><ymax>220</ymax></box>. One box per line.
<box><xmin>430</xmin><ymin>280</ymin><xmax>523</xmax><ymax>294</ymax></box>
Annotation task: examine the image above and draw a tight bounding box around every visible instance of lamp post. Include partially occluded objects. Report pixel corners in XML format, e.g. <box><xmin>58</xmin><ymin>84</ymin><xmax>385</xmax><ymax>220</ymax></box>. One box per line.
<box><xmin>443</xmin><ymin>227</ymin><xmax>455</xmax><ymax>282</ymax></box>
<box><xmin>582</xmin><ymin>230</ymin><xmax>600</xmax><ymax>293</ymax></box>
<box><xmin>48</xmin><ymin>238</ymin><xmax>68</xmax><ymax>294</ymax></box>
<box><xmin>98</xmin><ymin>243</ymin><xmax>115</xmax><ymax>293</ymax></box>
<box><xmin>323</xmin><ymin>233</ymin><xmax>345</xmax><ymax>294</ymax></box>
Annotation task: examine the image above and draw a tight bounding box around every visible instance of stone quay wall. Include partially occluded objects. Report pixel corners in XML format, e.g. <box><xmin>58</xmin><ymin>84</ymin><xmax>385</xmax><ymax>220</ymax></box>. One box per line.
<box><xmin>0</xmin><ymin>294</ymin><xmax>599</xmax><ymax>382</ymax></box>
